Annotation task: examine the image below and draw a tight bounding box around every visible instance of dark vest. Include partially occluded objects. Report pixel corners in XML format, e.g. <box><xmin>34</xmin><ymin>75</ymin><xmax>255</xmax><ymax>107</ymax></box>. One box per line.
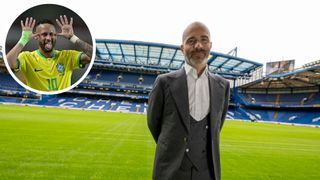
<box><xmin>180</xmin><ymin>114</ymin><xmax>213</xmax><ymax>171</ymax></box>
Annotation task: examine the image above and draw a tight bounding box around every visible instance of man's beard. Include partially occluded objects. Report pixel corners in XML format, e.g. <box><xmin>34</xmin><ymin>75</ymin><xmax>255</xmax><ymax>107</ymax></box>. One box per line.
<box><xmin>188</xmin><ymin>50</ymin><xmax>208</xmax><ymax>65</ymax></box>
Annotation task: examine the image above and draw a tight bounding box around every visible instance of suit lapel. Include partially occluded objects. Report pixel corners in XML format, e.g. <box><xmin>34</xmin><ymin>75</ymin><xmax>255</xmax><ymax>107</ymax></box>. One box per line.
<box><xmin>170</xmin><ymin>68</ymin><xmax>190</xmax><ymax>133</ymax></box>
<box><xmin>209</xmin><ymin>73</ymin><xmax>224</xmax><ymax>132</ymax></box>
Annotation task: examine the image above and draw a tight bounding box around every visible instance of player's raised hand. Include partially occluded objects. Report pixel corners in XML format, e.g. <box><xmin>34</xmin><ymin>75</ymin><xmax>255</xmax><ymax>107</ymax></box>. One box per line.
<box><xmin>21</xmin><ymin>17</ymin><xmax>36</xmax><ymax>32</ymax></box>
<box><xmin>56</xmin><ymin>15</ymin><xmax>74</xmax><ymax>39</ymax></box>
<box><xmin>19</xmin><ymin>17</ymin><xmax>37</xmax><ymax>46</ymax></box>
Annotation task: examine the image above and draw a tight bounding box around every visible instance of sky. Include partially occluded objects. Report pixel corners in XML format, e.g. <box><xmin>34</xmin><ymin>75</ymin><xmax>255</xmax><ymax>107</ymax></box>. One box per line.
<box><xmin>1</xmin><ymin>0</ymin><xmax>320</xmax><ymax>71</ymax></box>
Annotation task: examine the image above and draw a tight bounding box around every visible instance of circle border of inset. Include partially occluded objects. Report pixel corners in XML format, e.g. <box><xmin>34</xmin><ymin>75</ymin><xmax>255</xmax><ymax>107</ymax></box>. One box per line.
<box><xmin>2</xmin><ymin>3</ymin><xmax>95</xmax><ymax>95</ymax></box>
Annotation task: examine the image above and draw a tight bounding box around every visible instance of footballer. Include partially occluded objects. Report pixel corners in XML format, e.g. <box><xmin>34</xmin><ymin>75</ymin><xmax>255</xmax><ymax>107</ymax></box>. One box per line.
<box><xmin>6</xmin><ymin>15</ymin><xmax>92</xmax><ymax>92</ymax></box>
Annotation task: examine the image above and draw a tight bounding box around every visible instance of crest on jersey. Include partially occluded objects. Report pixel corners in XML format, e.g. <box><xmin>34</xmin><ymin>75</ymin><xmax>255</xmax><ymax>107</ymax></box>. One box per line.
<box><xmin>56</xmin><ymin>63</ymin><xmax>65</xmax><ymax>74</ymax></box>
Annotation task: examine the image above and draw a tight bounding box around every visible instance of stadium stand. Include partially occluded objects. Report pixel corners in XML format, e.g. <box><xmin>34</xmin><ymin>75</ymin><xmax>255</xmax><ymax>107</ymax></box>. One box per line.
<box><xmin>237</xmin><ymin>92</ymin><xmax>320</xmax><ymax>107</ymax></box>
<box><xmin>233</xmin><ymin>66</ymin><xmax>320</xmax><ymax>125</ymax></box>
<box><xmin>0</xmin><ymin>73</ymin><xmax>25</xmax><ymax>91</ymax></box>
<box><xmin>1</xmin><ymin>41</ymin><xmax>319</xmax><ymax>126</ymax></box>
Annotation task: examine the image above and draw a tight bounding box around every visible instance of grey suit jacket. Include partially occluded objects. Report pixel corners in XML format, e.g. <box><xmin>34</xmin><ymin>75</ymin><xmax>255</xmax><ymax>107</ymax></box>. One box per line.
<box><xmin>147</xmin><ymin>68</ymin><xmax>230</xmax><ymax>180</ymax></box>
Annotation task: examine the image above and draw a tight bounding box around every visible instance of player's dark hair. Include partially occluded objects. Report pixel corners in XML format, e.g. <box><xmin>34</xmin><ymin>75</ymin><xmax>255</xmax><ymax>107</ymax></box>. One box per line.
<box><xmin>36</xmin><ymin>19</ymin><xmax>55</xmax><ymax>27</ymax></box>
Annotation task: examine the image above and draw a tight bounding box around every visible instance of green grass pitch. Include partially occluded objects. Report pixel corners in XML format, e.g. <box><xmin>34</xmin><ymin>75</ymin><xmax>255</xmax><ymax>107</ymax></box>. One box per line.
<box><xmin>0</xmin><ymin>104</ymin><xmax>319</xmax><ymax>179</ymax></box>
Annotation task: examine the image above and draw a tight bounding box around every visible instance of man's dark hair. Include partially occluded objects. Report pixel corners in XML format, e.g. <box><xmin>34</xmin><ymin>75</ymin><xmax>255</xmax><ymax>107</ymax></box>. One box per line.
<box><xmin>35</xmin><ymin>19</ymin><xmax>55</xmax><ymax>27</ymax></box>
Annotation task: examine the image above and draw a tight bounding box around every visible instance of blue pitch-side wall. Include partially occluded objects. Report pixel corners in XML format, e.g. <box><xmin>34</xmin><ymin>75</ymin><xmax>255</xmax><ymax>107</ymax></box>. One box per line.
<box><xmin>56</xmin><ymin>97</ymin><xmax>148</xmax><ymax>113</ymax></box>
<box><xmin>0</xmin><ymin>96</ymin><xmax>148</xmax><ymax>113</ymax></box>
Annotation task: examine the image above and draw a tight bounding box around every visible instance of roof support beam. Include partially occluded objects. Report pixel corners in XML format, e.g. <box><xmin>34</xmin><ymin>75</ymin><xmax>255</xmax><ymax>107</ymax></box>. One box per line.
<box><xmin>157</xmin><ymin>47</ymin><xmax>164</xmax><ymax>66</ymax></box>
<box><xmin>168</xmin><ymin>49</ymin><xmax>178</xmax><ymax>68</ymax></box>
<box><xmin>119</xmin><ymin>43</ymin><xmax>125</xmax><ymax>63</ymax></box>
<box><xmin>105</xmin><ymin>43</ymin><xmax>113</xmax><ymax>62</ymax></box>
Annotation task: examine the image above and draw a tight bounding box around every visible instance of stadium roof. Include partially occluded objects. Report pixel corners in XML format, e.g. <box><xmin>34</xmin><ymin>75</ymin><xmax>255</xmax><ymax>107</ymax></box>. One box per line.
<box><xmin>95</xmin><ymin>39</ymin><xmax>262</xmax><ymax>78</ymax></box>
<box><xmin>239</xmin><ymin>66</ymin><xmax>320</xmax><ymax>89</ymax></box>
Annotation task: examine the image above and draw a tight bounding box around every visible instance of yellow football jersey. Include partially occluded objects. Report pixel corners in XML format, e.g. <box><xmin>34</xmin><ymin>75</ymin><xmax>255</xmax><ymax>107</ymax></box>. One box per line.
<box><xmin>17</xmin><ymin>49</ymin><xmax>83</xmax><ymax>91</ymax></box>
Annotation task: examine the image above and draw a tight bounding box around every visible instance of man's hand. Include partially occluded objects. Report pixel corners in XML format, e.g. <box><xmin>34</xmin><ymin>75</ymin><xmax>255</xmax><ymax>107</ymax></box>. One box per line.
<box><xmin>19</xmin><ymin>17</ymin><xmax>36</xmax><ymax>46</ymax></box>
<box><xmin>56</xmin><ymin>15</ymin><xmax>74</xmax><ymax>39</ymax></box>
<box><xmin>7</xmin><ymin>17</ymin><xmax>36</xmax><ymax>71</ymax></box>
<box><xmin>56</xmin><ymin>14</ymin><xmax>92</xmax><ymax>62</ymax></box>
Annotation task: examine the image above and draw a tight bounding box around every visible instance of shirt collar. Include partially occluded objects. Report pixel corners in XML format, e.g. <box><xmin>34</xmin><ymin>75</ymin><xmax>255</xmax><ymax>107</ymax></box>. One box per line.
<box><xmin>37</xmin><ymin>49</ymin><xmax>57</xmax><ymax>59</ymax></box>
<box><xmin>184</xmin><ymin>62</ymin><xmax>208</xmax><ymax>79</ymax></box>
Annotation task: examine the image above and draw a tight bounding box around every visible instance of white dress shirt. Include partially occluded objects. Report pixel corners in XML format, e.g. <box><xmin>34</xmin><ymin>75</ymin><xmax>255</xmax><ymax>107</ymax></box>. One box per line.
<box><xmin>184</xmin><ymin>63</ymin><xmax>210</xmax><ymax>121</ymax></box>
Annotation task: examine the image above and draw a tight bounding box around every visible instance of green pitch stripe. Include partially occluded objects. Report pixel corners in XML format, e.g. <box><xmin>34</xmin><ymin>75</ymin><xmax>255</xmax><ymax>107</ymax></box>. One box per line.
<box><xmin>0</xmin><ymin>105</ymin><xmax>319</xmax><ymax>179</ymax></box>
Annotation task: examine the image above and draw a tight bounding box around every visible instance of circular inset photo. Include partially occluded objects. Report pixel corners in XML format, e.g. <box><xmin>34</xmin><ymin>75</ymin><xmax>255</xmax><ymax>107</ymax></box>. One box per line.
<box><xmin>4</xmin><ymin>3</ymin><xmax>95</xmax><ymax>94</ymax></box>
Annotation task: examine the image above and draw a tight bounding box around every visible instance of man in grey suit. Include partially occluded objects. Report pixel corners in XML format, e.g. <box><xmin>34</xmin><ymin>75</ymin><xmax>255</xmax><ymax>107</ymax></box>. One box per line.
<box><xmin>147</xmin><ymin>22</ymin><xmax>230</xmax><ymax>180</ymax></box>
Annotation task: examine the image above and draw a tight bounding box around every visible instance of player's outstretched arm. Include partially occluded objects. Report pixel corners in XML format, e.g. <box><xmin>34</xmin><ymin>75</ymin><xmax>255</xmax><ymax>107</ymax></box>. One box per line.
<box><xmin>56</xmin><ymin>15</ymin><xmax>92</xmax><ymax>65</ymax></box>
<box><xmin>7</xmin><ymin>17</ymin><xmax>36</xmax><ymax>70</ymax></box>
